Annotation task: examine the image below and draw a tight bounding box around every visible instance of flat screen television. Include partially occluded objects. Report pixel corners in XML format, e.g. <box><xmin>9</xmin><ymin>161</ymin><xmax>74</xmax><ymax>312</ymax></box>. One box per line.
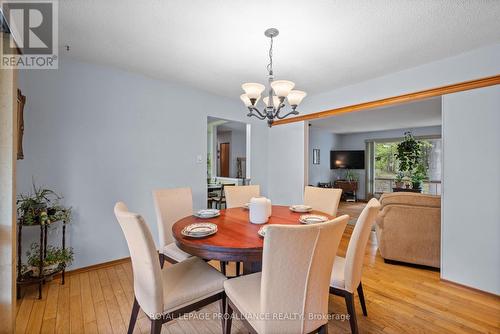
<box><xmin>330</xmin><ymin>150</ymin><xmax>365</xmax><ymax>169</ymax></box>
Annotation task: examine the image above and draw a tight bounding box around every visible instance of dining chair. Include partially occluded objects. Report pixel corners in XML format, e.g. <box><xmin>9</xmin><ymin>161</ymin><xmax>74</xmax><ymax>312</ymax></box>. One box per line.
<box><xmin>114</xmin><ymin>202</ymin><xmax>227</xmax><ymax>334</ymax></box>
<box><xmin>304</xmin><ymin>186</ymin><xmax>343</xmax><ymax>216</ymax></box>
<box><xmin>153</xmin><ymin>188</ymin><xmax>194</xmax><ymax>267</ymax></box>
<box><xmin>329</xmin><ymin>198</ymin><xmax>381</xmax><ymax>334</ymax></box>
<box><xmin>224</xmin><ymin>214</ymin><xmax>350</xmax><ymax>334</ymax></box>
<box><xmin>208</xmin><ymin>183</ymin><xmax>235</xmax><ymax>209</ymax></box>
<box><xmin>224</xmin><ymin>184</ymin><xmax>260</xmax><ymax>209</ymax></box>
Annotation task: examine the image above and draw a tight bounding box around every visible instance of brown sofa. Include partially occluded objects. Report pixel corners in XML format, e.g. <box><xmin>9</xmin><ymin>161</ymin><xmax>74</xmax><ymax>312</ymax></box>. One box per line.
<box><xmin>375</xmin><ymin>192</ymin><xmax>441</xmax><ymax>268</ymax></box>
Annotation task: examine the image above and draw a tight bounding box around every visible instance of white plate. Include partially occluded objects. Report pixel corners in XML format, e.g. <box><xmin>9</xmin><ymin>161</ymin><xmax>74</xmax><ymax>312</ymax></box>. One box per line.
<box><xmin>299</xmin><ymin>214</ymin><xmax>329</xmax><ymax>224</ymax></box>
<box><xmin>182</xmin><ymin>223</ymin><xmax>218</xmax><ymax>238</ymax></box>
<box><xmin>194</xmin><ymin>209</ymin><xmax>220</xmax><ymax>218</ymax></box>
<box><xmin>289</xmin><ymin>204</ymin><xmax>313</xmax><ymax>213</ymax></box>
<box><xmin>258</xmin><ymin>226</ymin><xmax>268</xmax><ymax>237</ymax></box>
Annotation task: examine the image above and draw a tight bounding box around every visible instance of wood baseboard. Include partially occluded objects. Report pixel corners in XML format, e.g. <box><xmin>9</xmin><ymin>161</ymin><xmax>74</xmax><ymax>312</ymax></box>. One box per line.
<box><xmin>55</xmin><ymin>256</ymin><xmax>131</xmax><ymax>278</ymax></box>
<box><xmin>440</xmin><ymin>278</ymin><xmax>500</xmax><ymax>298</ymax></box>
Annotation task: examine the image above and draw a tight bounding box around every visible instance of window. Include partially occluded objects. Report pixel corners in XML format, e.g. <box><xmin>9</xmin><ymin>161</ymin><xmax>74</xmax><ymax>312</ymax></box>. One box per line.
<box><xmin>373</xmin><ymin>137</ymin><xmax>441</xmax><ymax>195</ymax></box>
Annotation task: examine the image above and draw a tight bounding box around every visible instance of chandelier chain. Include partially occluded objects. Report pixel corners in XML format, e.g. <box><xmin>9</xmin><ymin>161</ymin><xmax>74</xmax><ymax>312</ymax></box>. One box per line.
<box><xmin>267</xmin><ymin>36</ymin><xmax>273</xmax><ymax>76</ymax></box>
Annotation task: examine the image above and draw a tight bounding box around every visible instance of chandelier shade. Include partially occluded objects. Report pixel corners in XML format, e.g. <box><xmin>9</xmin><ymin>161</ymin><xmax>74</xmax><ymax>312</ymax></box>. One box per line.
<box><xmin>240</xmin><ymin>94</ymin><xmax>253</xmax><ymax>107</ymax></box>
<box><xmin>287</xmin><ymin>90</ymin><xmax>307</xmax><ymax>106</ymax></box>
<box><xmin>240</xmin><ymin>28</ymin><xmax>306</xmax><ymax>127</ymax></box>
<box><xmin>271</xmin><ymin>80</ymin><xmax>295</xmax><ymax>97</ymax></box>
<box><xmin>241</xmin><ymin>83</ymin><xmax>265</xmax><ymax>100</ymax></box>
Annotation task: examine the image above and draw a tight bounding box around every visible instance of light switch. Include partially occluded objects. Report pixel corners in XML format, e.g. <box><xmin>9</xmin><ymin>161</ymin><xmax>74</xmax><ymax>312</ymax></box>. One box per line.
<box><xmin>196</xmin><ymin>155</ymin><xmax>203</xmax><ymax>163</ymax></box>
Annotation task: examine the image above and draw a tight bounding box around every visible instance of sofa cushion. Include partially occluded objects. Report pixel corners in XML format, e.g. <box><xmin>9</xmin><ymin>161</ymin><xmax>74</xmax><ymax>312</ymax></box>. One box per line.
<box><xmin>380</xmin><ymin>192</ymin><xmax>440</xmax><ymax>208</ymax></box>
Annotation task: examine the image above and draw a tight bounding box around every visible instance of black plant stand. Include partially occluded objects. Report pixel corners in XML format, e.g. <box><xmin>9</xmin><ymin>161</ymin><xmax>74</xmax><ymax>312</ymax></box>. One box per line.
<box><xmin>16</xmin><ymin>219</ymin><xmax>67</xmax><ymax>300</ymax></box>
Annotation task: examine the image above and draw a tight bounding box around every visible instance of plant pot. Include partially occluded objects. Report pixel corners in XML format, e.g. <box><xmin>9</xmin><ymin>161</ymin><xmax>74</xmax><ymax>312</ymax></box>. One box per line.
<box><xmin>395</xmin><ymin>182</ymin><xmax>404</xmax><ymax>188</ymax></box>
<box><xmin>28</xmin><ymin>262</ymin><xmax>61</xmax><ymax>277</ymax></box>
<box><xmin>411</xmin><ymin>182</ymin><xmax>422</xmax><ymax>191</ymax></box>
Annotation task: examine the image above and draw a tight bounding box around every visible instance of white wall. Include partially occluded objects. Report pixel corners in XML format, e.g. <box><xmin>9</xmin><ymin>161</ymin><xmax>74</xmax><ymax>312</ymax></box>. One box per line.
<box><xmin>267</xmin><ymin>43</ymin><xmax>500</xmax><ymax>292</ymax></box>
<box><xmin>441</xmin><ymin>86</ymin><xmax>500</xmax><ymax>295</ymax></box>
<box><xmin>308</xmin><ymin>127</ymin><xmax>338</xmax><ymax>186</ymax></box>
<box><xmin>17</xmin><ymin>58</ymin><xmax>269</xmax><ymax>269</ymax></box>
<box><xmin>267</xmin><ymin>122</ymin><xmax>307</xmax><ymax>205</ymax></box>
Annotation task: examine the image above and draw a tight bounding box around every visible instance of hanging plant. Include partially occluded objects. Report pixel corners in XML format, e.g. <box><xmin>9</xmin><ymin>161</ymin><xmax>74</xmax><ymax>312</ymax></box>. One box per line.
<box><xmin>395</xmin><ymin>132</ymin><xmax>422</xmax><ymax>173</ymax></box>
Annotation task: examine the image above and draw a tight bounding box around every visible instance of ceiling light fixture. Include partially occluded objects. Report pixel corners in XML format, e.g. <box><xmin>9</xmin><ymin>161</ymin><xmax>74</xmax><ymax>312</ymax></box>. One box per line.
<box><xmin>240</xmin><ymin>28</ymin><xmax>306</xmax><ymax>127</ymax></box>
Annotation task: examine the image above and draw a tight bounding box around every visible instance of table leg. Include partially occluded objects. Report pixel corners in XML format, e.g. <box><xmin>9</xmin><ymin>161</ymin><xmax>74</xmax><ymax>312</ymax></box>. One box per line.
<box><xmin>242</xmin><ymin>261</ymin><xmax>262</xmax><ymax>275</ymax></box>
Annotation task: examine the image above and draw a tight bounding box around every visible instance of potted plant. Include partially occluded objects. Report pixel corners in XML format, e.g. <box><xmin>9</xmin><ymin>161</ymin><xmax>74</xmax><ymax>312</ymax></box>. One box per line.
<box><xmin>395</xmin><ymin>171</ymin><xmax>405</xmax><ymax>188</ymax></box>
<box><xmin>395</xmin><ymin>132</ymin><xmax>431</xmax><ymax>190</ymax></box>
<box><xmin>25</xmin><ymin>243</ymin><xmax>74</xmax><ymax>277</ymax></box>
<box><xmin>345</xmin><ymin>169</ymin><xmax>359</xmax><ymax>182</ymax></box>
<box><xmin>395</xmin><ymin>132</ymin><xmax>422</xmax><ymax>174</ymax></box>
<box><xmin>410</xmin><ymin>163</ymin><xmax>427</xmax><ymax>191</ymax></box>
<box><xmin>17</xmin><ymin>181</ymin><xmax>71</xmax><ymax>225</ymax></box>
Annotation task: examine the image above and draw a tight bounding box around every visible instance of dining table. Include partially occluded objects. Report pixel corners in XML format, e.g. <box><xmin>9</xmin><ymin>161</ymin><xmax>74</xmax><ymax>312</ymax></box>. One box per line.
<box><xmin>172</xmin><ymin>205</ymin><xmax>334</xmax><ymax>275</ymax></box>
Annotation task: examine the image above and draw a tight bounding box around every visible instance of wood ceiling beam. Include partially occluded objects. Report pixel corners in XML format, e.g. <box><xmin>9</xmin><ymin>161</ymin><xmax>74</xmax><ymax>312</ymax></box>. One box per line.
<box><xmin>272</xmin><ymin>74</ymin><xmax>500</xmax><ymax>126</ymax></box>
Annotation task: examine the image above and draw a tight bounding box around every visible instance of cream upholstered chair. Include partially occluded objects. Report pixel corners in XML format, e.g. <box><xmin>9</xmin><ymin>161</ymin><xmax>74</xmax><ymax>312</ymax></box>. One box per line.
<box><xmin>224</xmin><ymin>185</ymin><xmax>260</xmax><ymax>209</ymax></box>
<box><xmin>329</xmin><ymin>198</ymin><xmax>381</xmax><ymax>334</ymax></box>
<box><xmin>220</xmin><ymin>184</ymin><xmax>260</xmax><ymax>276</ymax></box>
<box><xmin>114</xmin><ymin>202</ymin><xmax>227</xmax><ymax>334</ymax></box>
<box><xmin>224</xmin><ymin>215</ymin><xmax>350</xmax><ymax>334</ymax></box>
<box><xmin>153</xmin><ymin>188</ymin><xmax>193</xmax><ymax>267</ymax></box>
<box><xmin>304</xmin><ymin>186</ymin><xmax>343</xmax><ymax>216</ymax></box>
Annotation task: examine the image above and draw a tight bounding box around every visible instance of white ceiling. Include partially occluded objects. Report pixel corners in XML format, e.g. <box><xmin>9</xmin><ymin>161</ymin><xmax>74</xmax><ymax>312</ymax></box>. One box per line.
<box><xmin>60</xmin><ymin>1</ymin><xmax>500</xmax><ymax>98</ymax></box>
<box><xmin>309</xmin><ymin>97</ymin><xmax>442</xmax><ymax>134</ymax></box>
<box><xmin>217</xmin><ymin>122</ymin><xmax>246</xmax><ymax>132</ymax></box>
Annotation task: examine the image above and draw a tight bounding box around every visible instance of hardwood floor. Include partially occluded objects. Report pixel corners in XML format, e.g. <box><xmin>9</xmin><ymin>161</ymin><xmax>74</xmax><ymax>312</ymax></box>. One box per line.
<box><xmin>16</xmin><ymin>203</ymin><xmax>500</xmax><ymax>333</ymax></box>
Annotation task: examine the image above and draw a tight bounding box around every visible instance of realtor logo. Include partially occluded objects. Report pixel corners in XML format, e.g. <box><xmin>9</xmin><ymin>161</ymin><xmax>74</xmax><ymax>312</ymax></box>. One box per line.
<box><xmin>1</xmin><ymin>0</ymin><xmax>58</xmax><ymax>69</ymax></box>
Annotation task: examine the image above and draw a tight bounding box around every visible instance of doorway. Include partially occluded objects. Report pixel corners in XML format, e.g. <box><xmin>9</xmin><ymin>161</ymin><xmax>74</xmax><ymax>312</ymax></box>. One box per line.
<box><xmin>219</xmin><ymin>142</ymin><xmax>230</xmax><ymax>177</ymax></box>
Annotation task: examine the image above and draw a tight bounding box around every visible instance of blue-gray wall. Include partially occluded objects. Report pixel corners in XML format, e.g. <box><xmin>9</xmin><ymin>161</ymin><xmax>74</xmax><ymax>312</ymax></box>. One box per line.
<box><xmin>17</xmin><ymin>58</ymin><xmax>269</xmax><ymax>269</ymax></box>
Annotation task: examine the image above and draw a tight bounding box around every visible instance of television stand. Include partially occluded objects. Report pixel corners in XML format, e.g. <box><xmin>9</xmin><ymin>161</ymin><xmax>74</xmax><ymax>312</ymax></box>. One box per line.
<box><xmin>334</xmin><ymin>180</ymin><xmax>358</xmax><ymax>202</ymax></box>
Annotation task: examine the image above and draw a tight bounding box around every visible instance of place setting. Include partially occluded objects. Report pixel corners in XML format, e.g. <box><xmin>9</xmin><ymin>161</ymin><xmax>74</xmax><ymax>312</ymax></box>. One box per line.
<box><xmin>299</xmin><ymin>214</ymin><xmax>329</xmax><ymax>224</ymax></box>
<box><xmin>289</xmin><ymin>204</ymin><xmax>313</xmax><ymax>213</ymax></box>
<box><xmin>193</xmin><ymin>208</ymin><xmax>220</xmax><ymax>218</ymax></box>
<box><xmin>181</xmin><ymin>222</ymin><xmax>218</xmax><ymax>238</ymax></box>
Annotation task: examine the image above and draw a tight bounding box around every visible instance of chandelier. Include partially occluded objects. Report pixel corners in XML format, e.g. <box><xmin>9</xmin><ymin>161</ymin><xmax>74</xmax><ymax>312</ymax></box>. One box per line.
<box><xmin>240</xmin><ymin>28</ymin><xmax>307</xmax><ymax>127</ymax></box>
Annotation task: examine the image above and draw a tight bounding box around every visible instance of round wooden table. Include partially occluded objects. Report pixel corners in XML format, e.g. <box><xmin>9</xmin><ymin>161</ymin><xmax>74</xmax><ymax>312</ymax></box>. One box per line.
<box><xmin>172</xmin><ymin>205</ymin><xmax>333</xmax><ymax>274</ymax></box>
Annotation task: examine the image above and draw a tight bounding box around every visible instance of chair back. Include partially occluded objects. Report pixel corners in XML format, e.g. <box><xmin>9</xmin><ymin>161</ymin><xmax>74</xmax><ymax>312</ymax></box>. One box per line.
<box><xmin>114</xmin><ymin>202</ymin><xmax>163</xmax><ymax>316</ymax></box>
<box><xmin>260</xmin><ymin>215</ymin><xmax>349</xmax><ymax>333</ymax></box>
<box><xmin>344</xmin><ymin>198</ymin><xmax>381</xmax><ymax>292</ymax></box>
<box><xmin>304</xmin><ymin>186</ymin><xmax>342</xmax><ymax>216</ymax></box>
<box><xmin>152</xmin><ymin>188</ymin><xmax>193</xmax><ymax>250</ymax></box>
<box><xmin>224</xmin><ymin>185</ymin><xmax>260</xmax><ymax>208</ymax></box>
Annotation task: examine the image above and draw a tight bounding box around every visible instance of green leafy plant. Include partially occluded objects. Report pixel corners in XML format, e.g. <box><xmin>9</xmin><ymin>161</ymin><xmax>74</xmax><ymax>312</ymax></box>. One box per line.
<box><xmin>395</xmin><ymin>132</ymin><xmax>422</xmax><ymax>173</ymax></box>
<box><xmin>17</xmin><ymin>180</ymin><xmax>71</xmax><ymax>225</ymax></box>
<box><xmin>26</xmin><ymin>243</ymin><xmax>74</xmax><ymax>268</ymax></box>
<box><xmin>345</xmin><ymin>169</ymin><xmax>359</xmax><ymax>182</ymax></box>
<box><xmin>411</xmin><ymin>163</ymin><xmax>427</xmax><ymax>190</ymax></box>
<box><xmin>395</xmin><ymin>171</ymin><xmax>405</xmax><ymax>183</ymax></box>
<box><xmin>395</xmin><ymin>132</ymin><xmax>431</xmax><ymax>190</ymax></box>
